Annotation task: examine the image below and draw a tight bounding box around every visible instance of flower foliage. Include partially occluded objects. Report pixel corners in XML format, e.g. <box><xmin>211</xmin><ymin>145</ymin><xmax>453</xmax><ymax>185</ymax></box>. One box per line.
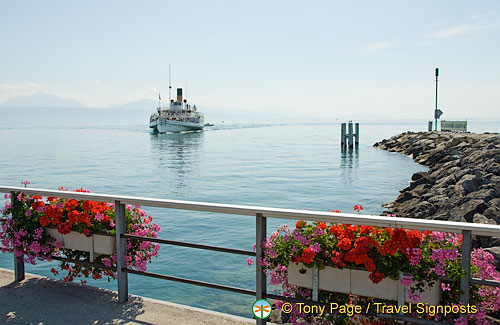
<box><xmin>1</xmin><ymin>184</ymin><xmax>161</xmax><ymax>283</ymax></box>
<box><xmin>252</xmin><ymin>206</ymin><xmax>500</xmax><ymax>324</ymax></box>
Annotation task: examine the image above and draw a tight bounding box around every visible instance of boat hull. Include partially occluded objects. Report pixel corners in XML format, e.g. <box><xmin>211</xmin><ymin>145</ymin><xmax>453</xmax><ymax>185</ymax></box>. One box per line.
<box><xmin>151</xmin><ymin>118</ymin><xmax>204</xmax><ymax>133</ymax></box>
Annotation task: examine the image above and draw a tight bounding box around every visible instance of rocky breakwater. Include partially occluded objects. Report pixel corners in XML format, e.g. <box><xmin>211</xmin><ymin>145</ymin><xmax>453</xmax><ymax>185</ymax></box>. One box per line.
<box><xmin>374</xmin><ymin>131</ymin><xmax>500</xmax><ymax>268</ymax></box>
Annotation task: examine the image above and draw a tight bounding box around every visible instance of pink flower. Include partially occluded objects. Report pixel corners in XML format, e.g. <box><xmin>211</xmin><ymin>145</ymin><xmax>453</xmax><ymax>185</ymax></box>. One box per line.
<box><xmin>309</xmin><ymin>243</ymin><xmax>321</xmax><ymax>253</ymax></box>
<box><xmin>441</xmin><ymin>283</ymin><xmax>451</xmax><ymax>292</ymax></box>
<box><xmin>247</xmin><ymin>257</ymin><xmax>254</xmax><ymax>266</ymax></box>
<box><xmin>95</xmin><ymin>213</ymin><xmax>105</xmax><ymax>221</ymax></box>
<box><xmin>400</xmin><ymin>275</ymin><xmax>413</xmax><ymax>286</ymax></box>
<box><xmin>407</xmin><ymin>290</ymin><xmax>421</xmax><ymax>302</ymax></box>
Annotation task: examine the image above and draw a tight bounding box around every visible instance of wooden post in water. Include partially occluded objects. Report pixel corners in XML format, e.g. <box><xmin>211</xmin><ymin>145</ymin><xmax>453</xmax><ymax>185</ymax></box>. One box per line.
<box><xmin>341</xmin><ymin>123</ymin><xmax>346</xmax><ymax>147</ymax></box>
<box><xmin>341</xmin><ymin>122</ymin><xmax>359</xmax><ymax>148</ymax></box>
<box><xmin>355</xmin><ymin>123</ymin><xmax>359</xmax><ymax>146</ymax></box>
<box><xmin>348</xmin><ymin>121</ymin><xmax>354</xmax><ymax>148</ymax></box>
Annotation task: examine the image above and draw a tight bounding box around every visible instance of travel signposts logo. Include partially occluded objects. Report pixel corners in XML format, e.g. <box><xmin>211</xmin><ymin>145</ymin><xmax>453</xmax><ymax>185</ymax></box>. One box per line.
<box><xmin>252</xmin><ymin>299</ymin><xmax>272</xmax><ymax>319</ymax></box>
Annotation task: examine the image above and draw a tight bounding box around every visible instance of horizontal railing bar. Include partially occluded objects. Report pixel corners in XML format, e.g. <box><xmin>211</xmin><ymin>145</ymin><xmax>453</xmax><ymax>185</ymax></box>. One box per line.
<box><xmin>471</xmin><ymin>278</ymin><xmax>500</xmax><ymax>287</ymax></box>
<box><xmin>1</xmin><ymin>186</ymin><xmax>499</xmax><ymax>236</ymax></box>
<box><xmin>125</xmin><ymin>269</ymin><xmax>256</xmax><ymax>296</ymax></box>
<box><xmin>4</xmin><ymin>246</ymin><xmax>499</xmax><ymax>289</ymax></box>
<box><xmin>122</xmin><ymin>234</ymin><xmax>256</xmax><ymax>256</ymax></box>
<box><xmin>416</xmin><ymin>275</ymin><xmax>500</xmax><ymax>287</ymax></box>
<box><xmin>50</xmin><ymin>255</ymin><xmax>117</xmax><ymax>271</ymax></box>
<box><xmin>0</xmin><ymin>247</ymin><xmax>115</xmax><ymax>270</ymax></box>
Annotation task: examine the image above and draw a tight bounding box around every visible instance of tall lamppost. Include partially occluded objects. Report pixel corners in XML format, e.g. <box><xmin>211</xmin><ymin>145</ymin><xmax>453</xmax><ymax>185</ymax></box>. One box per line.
<box><xmin>434</xmin><ymin>68</ymin><xmax>443</xmax><ymax>131</ymax></box>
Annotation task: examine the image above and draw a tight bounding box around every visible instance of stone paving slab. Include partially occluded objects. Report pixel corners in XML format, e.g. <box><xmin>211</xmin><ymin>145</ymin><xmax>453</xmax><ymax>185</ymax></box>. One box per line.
<box><xmin>0</xmin><ymin>268</ymin><xmax>255</xmax><ymax>325</ymax></box>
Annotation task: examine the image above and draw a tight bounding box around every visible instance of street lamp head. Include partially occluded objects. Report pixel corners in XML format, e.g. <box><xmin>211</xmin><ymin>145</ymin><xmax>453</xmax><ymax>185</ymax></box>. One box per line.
<box><xmin>435</xmin><ymin>68</ymin><xmax>439</xmax><ymax>77</ymax></box>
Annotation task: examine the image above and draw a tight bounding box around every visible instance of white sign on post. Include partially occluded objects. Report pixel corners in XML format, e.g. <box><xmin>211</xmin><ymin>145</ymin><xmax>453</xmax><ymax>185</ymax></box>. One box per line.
<box><xmin>441</xmin><ymin>120</ymin><xmax>467</xmax><ymax>132</ymax></box>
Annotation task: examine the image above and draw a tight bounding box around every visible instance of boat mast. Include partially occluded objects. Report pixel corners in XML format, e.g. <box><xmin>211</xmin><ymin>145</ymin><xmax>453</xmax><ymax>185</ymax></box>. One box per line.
<box><xmin>168</xmin><ymin>64</ymin><xmax>172</xmax><ymax>105</ymax></box>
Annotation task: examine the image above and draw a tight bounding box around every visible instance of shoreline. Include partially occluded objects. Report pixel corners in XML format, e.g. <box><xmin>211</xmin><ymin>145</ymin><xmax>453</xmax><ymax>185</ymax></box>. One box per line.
<box><xmin>374</xmin><ymin>131</ymin><xmax>500</xmax><ymax>268</ymax></box>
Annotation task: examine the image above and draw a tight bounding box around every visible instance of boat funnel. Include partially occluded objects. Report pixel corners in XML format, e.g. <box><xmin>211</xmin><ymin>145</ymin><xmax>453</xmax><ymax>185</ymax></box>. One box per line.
<box><xmin>177</xmin><ymin>88</ymin><xmax>182</xmax><ymax>103</ymax></box>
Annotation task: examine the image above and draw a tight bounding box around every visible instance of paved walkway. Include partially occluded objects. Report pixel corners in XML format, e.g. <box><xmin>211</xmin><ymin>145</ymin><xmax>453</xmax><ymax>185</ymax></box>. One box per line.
<box><xmin>0</xmin><ymin>268</ymin><xmax>255</xmax><ymax>325</ymax></box>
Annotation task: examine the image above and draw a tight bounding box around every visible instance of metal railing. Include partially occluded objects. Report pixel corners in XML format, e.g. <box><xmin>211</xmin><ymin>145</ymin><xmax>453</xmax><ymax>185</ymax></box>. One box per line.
<box><xmin>1</xmin><ymin>185</ymin><xmax>500</xmax><ymax>325</ymax></box>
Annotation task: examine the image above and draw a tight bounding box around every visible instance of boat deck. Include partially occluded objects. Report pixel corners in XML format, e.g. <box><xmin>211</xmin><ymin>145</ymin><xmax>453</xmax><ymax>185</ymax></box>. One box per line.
<box><xmin>0</xmin><ymin>267</ymin><xmax>254</xmax><ymax>324</ymax></box>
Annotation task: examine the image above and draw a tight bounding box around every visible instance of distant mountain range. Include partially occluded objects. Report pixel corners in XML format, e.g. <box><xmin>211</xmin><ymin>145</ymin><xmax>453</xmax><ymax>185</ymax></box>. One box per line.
<box><xmin>0</xmin><ymin>92</ymin><xmax>156</xmax><ymax>110</ymax></box>
<box><xmin>0</xmin><ymin>92</ymin><xmax>85</xmax><ymax>108</ymax></box>
<box><xmin>0</xmin><ymin>92</ymin><xmax>395</xmax><ymax>123</ymax></box>
<box><xmin>105</xmin><ymin>98</ymin><xmax>156</xmax><ymax>110</ymax></box>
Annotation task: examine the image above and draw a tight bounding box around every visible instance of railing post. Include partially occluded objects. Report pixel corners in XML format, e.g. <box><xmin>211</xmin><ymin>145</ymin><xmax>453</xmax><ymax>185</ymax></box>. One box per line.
<box><xmin>256</xmin><ymin>213</ymin><xmax>267</xmax><ymax>325</ymax></box>
<box><xmin>460</xmin><ymin>230</ymin><xmax>471</xmax><ymax>320</ymax></box>
<box><xmin>11</xmin><ymin>191</ymin><xmax>25</xmax><ymax>282</ymax></box>
<box><xmin>14</xmin><ymin>252</ymin><xmax>25</xmax><ymax>282</ymax></box>
<box><xmin>115</xmin><ymin>201</ymin><xmax>128</xmax><ymax>302</ymax></box>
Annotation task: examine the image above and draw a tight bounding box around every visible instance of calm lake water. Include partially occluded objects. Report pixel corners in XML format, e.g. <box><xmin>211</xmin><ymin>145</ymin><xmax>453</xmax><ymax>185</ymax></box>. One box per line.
<box><xmin>0</xmin><ymin>111</ymin><xmax>498</xmax><ymax>317</ymax></box>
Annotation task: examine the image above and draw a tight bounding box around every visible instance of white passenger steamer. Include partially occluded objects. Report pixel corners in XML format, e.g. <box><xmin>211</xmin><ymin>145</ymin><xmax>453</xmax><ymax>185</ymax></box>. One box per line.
<box><xmin>149</xmin><ymin>88</ymin><xmax>204</xmax><ymax>133</ymax></box>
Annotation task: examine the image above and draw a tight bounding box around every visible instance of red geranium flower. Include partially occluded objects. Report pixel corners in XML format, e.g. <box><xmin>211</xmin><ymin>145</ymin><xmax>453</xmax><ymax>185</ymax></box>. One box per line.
<box><xmin>317</xmin><ymin>222</ymin><xmax>328</xmax><ymax>230</ymax></box>
<box><xmin>353</xmin><ymin>205</ymin><xmax>364</xmax><ymax>212</ymax></box>
<box><xmin>369</xmin><ymin>271</ymin><xmax>384</xmax><ymax>284</ymax></box>
<box><xmin>301</xmin><ymin>247</ymin><xmax>316</xmax><ymax>264</ymax></box>
<box><xmin>32</xmin><ymin>200</ymin><xmax>45</xmax><ymax>211</ymax></box>
<box><xmin>64</xmin><ymin>199</ymin><xmax>79</xmax><ymax>210</ymax></box>
<box><xmin>338</xmin><ymin>238</ymin><xmax>352</xmax><ymax>250</ymax></box>
<box><xmin>296</xmin><ymin>220</ymin><xmax>306</xmax><ymax>229</ymax></box>
<box><xmin>331</xmin><ymin>251</ymin><xmax>346</xmax><ymax>269</ymax></box>
<box><xmin>39</xmin><ymin>215</ymin><xmax>51</xmax><ymax>227</ymax></box>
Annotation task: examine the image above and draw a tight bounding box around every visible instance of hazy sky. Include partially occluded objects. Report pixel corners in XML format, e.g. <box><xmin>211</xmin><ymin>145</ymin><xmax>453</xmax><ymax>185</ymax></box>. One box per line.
<box><xmin>1</xmin><ymin>1</ymin><xmax>499</xmax><ymax>120</ymax></box>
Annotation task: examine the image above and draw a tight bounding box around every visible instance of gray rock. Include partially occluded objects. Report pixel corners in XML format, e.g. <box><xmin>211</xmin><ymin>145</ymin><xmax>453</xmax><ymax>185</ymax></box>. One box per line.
<box><xmin>377</xmin><ymin>132</ymin><xmax>500</xmax><ymax>233</ymax></box>
<box><xmin>396</xmin><ymin>191</ymin><xmax>415</xmax><ymax>203</ymax></box>
<box><xmin>472</xmin><ymin>213</ymin><xmax>497</xmax><ymax>225</ymax></box>
<box><xmin>465</xmin><ymin>188</ymin><xmax>499</xmax><ymax>203</ymax></box>
<box><xmin>449</xmin><ymin>199</ymin><xmax>488</xmax><ymax>222</ymax></box>
<box><xmin>486</xmin><ymin>163</ymin><xmax>500</xmax><ymax>176</ymax></box>
<box><xmin>458</xmin><ymin>174</ymin><xmax>480</xmax><ymax>194</ymax></box>
<box><xmin>482</xmin><ymin>205</ymin><xmax>500</xmax><ymax>223</ymax></box>
<box><xmin>411</xmin><ymin>171</ymin><xmax>429</xmax><ymax>181</ymax></box>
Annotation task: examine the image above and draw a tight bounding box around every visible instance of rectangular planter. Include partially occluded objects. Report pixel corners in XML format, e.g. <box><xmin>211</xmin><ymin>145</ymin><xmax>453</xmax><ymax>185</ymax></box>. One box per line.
<box><xmin>47</xmin><ymin>228</ymin><xmax>115</xmax><ymax>255</ymax></box>
<box><xmin>288</xmin><ymin>263</ymin><xmax>441</xmax><ymax>305</ymax></box>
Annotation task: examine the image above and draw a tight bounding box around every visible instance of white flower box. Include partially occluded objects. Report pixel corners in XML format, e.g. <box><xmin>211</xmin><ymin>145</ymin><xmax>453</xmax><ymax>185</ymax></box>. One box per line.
<box><xmin>288</xmin><ymin>263</ymin><xmax>441</xmax><ymax>305</ymax></box>
<box><xmin>47</xmin><ymin>228</ymin><xmax>115</xmax><ymax>255</ymax></box>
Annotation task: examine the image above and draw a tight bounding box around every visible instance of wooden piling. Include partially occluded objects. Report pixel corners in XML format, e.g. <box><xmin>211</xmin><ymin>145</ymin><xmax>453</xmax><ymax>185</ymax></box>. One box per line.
<box><xmin>348</xmin><ymin>122</ymin><xmax>353</xmax><ymax>148</ymax></box>
<box><xmin>355</xmin><ymin>123</ymin><xmax>359</xmax><ymax>146</ymax></box>
<box><xmin>341</xmin><ymin>123</ymin><xmax>346</xmax><ymax>147</ymax></box>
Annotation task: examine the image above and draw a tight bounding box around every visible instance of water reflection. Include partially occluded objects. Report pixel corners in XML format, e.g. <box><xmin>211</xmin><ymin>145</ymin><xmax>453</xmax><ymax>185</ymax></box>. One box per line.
<box><xmin>149</xmin><ymin>131</ymin><xmax>204</xmax><ymax>194</ymax></box>
<box><xmin>340</xmin><ymin>147</ymin><xmax>359</xmax><ymax>169</ymax></box>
